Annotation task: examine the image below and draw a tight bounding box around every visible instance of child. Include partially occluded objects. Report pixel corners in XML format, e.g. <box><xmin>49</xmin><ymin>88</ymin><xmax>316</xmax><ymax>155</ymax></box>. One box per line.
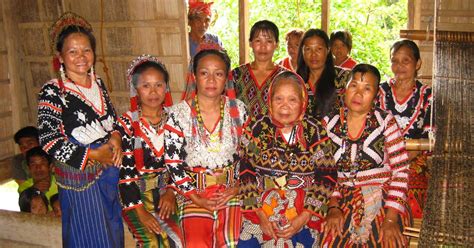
<box><xmin>50</xmin><ymin>193</ymin><xmax>61</xmax><ymax>217</ymax></box>
<box><xmin>19</xmin><ymin>187</ymin><xmax>49</xmax><ymax>215</ymax></box>
<box><xmin>12</xmin><ymin>126</ymin><xmax>40</xmax><ymax>185</ymax></box>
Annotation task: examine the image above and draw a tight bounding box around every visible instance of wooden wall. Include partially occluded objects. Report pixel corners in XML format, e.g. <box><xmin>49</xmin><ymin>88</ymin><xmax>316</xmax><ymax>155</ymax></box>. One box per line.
<box><xmin>0</xmin><ymin>0</ymin><xmax>189</xmax><ymax>162</ymax></box>
<box><xmin>408</xmin><ymin>0</ymin><xmax>474</xmax><ymax>83</ymax></box>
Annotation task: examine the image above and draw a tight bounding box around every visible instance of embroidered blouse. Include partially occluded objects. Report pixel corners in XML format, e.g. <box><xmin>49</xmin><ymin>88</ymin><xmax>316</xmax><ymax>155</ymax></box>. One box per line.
<box><xmin>323</xmin><ymin>108</ymin><xmax>410</xmax><ymax>213</ymax></box>
<box><xmin>164</xmin><ymin>97</ymin><xmax>248</xmax><ymax>196</ymax></box>
<box><xmin>377</xmin><ymin>79</ymin><xmax>433</xmax><ymax>139</ymax></box>
<box><xmin>239</xmin><ymin>115</ymin><xmax>337</xmax><ymax>216</ymax></box>
<box><xmin>232</xmin><ymin>63</ymin><xmax>287</xmax><ymax>117</ymax></box>
<box><xmin>117</xmin><ymin>110</ymin><xmax>170</xmax><ymax>210</ymax></box>
<box><xmin>38</xmin><ymin>78</ymin><xmax>118</xmax><ymax>171</ymax></box>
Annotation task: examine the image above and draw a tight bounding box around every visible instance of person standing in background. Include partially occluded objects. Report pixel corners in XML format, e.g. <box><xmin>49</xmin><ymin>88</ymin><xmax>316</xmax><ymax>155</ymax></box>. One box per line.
<box><xmin>188</xmin><ymin>0</ymin><xmax>223</xmax><ymax>58</ymax></box>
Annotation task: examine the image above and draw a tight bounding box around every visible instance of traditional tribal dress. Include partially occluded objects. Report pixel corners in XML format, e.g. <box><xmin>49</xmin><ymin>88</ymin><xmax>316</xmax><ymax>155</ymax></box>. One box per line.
<box><xmin>305</xmin><ymin>67</ymin><xmax>351</xmax><ymax>117</ymax></box>
<box><xmin>336</xmin><ymin>57</ymin><xmax>357</xmax><ymax>70</ymax></box>
<box><xmin>118</xmin><ymin>110</ymin><xmax>183</xmax><ymax>247</ymax></box>
<box><xmin>321</xmin><ymin>107</ymin><xmax>412</xmax><ymax>247</ymax></box>
<box><xmin>238</xmin><ymin>115</ymin><xmax>337</xmax><ymax>247</ymax></box>
<box><xmin>377</xmin><ymin>79</ymin><xmax>433</xmax><ymax>219</ymax></box>
<box><xmin>278</xmin><ymin>57</ymin><xmax>295</xmax><ymax>71</ymax></box>
<box><xmin>164</xmin><ymin>97</ymin><xmax>247</xmax><ymax>248</ymax></box>
<box><xmin>38</xmin><ymin>78</ymin><xmax>124</xmax><ymax>248</ymax></box>
<box><xmin>232</xmin><ymin>63</ymin><xmax>287</xmax><ymax>117</ymax></box>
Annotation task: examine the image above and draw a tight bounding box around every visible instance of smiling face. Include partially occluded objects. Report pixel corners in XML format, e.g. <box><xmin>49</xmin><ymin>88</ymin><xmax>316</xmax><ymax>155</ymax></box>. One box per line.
<box><xmin>302</xmin><ymin>35</ymin><xmax>329</xmax><ymax>72</ymax></box>
<box><xmin>136</xmin><ymin>68</ymin><xmax>167</xmax><ymax>111</ymax></box>
<box><xmin>331</xmin><ymin>39</ymin><xmax>350</xmax><ymax>63</ymax></box>
<box><xmin>286</xmin><ymin>35</ymin><xmax>300</xmax><ymax>60</ymax></box>
<box><xmin>28</xmin><ymin>155</ymin><xmax>51</xmax><ymax>184</ymax></box>
<box><xmin>58</xmin><ymin>33</ymin><xmax>94</xmax><ymax>79</ymax></box>
<box><xmin>270</xmin><ymin>78</ymin><xmax>304</xmax><ymax>127</ymax></box>
<box><xmin>250</xmin><ymin>31</ymin><xmax>278</xmax><ymax>62</ymax></box>
<box><xmin>344</xmin><ymin>72</ymin><xmax>378</xmax><ymax>115</ymax></box>
<box><xmin>390</xmin><ymin>45</ymin><xmax>421</xmax><ymax>82</ymax></box>
<box><xmin>195</xmin><ymin>54</ymin><xmax>227</xmax><ymax>99</ymax></box>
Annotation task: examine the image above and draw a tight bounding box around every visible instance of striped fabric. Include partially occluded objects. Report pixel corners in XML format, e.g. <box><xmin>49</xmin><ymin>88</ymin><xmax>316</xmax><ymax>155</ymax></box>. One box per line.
<box><xmin>59</xmin><ymin>167</ymin><xmax>124</xmax><ymax>248</ymax></box>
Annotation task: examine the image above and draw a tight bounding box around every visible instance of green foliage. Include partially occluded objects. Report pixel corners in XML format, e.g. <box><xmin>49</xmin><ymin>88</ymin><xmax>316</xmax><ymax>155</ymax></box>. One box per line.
<box><xmin>208</xmin><ymin>0</ymin><xmax>407</xmax><ymax>77</ymax></box>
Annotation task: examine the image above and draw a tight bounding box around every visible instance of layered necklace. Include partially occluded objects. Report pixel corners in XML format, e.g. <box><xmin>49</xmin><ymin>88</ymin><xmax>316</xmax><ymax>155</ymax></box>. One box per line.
<box><xmin>194</xmin><ymin>95</ymin><xmax>225</xmax><ymax>148</ymax></box>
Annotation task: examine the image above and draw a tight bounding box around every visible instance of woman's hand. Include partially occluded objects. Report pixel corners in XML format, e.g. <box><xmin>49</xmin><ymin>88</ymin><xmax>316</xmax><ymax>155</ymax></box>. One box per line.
<box><xmin>135</xmin><ymin>206</ymin><xmax>162</xmax><ymax>234</ymax></box>
<box><xmin>213</xmin><ymin>186</ymin><xmax>238</xmax><ymax>209</ymax></box>
<box><xmin>256</xmin><ymin>209</ymin><xmax>278</xmax><ymax>240</ymax></box>
<box><xmin>88</xmin><ymin>143</ymin><xmax>114</xmax><ymax>165</ymax></box>
<box><xmin>189</xmin><ymin>193</ymin><xmax>217</xmax><ymax>212</ymax></box>
<box><xmin>378</xmin><ymin>209</ymin><xmax>407</xmax><ymax>247</ymax></box>
<box><xmin>158</xmin><ymin>188</ymin><xmax>176</xmax><ymax>219</ymax></box>
<box><xmin>108</xmin><ymin>132</ymin><xmax>122</xmax><ymax>166</ymax></box>
<box><xmin>323</xmin><ymin>207</ymin><xmax>344</xmax><ymax>238</ymax></box>
<box><xmin>276</xmin><ymin>211</ymin><xmax>311</xmax><ymax>239</ymax></box>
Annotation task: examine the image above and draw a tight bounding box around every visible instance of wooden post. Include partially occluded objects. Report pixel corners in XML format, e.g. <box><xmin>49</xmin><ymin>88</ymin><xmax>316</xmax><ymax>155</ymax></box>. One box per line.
<box><xmin>2</xmin><ymin>0</ymin><xmax>25</xmax><ymax>140</ymax></box>
<box><xmin>238</xmin><ymin>0</ymin><xmax>249</xmax><ymax>65</ymax></box>
<box><xmin>321</xmin><ymin>0</ymin><xmax>330</xmax><ymax>33</ymax></box>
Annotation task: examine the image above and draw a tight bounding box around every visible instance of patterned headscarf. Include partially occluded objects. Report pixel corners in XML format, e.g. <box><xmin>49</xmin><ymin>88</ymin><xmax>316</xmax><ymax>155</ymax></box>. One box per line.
<box><xmin>49</xmin><ymin>11</ymin><xmax>94</xmax><ymax>93</ymax></box>
<box><xmin>188</xmin><ymin>0</ymin><xmax>213</xmax><ymax>18</ymax></box>
<box><xmin>186</xmin><ymin>49</ymin><xmax>243</xmax><ymax>144</ymax></box>
<box><xmin>127</xmin><ymin>55</ymin><xmax>173</xmax><ymax>170</ymax></box>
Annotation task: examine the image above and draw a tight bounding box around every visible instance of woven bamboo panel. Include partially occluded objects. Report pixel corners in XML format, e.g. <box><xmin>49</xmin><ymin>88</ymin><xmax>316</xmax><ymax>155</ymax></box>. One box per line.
<box><xmin>13</xmin><ymin>0</ymin><xmax>189</xmax><ymax>121</ymax></box>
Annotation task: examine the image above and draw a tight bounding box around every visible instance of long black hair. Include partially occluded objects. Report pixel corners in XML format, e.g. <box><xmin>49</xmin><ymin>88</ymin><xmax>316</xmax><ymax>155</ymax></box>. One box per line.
<box><xmin>296</xmin><ymin>29</ymin><xmax>336</xmax><ymax>116</ymax></box>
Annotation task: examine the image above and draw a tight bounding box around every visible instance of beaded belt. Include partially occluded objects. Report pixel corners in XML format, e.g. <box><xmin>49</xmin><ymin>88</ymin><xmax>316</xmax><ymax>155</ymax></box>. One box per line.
<box><xmin>186</xmin><ymin>166</ymin><xmax>235</xmax><ymax>190</ymax></box>
<box><xmin>138</xmin><ymin>171</ymin><xmax>169</xmax><ymax>193</ymax></box>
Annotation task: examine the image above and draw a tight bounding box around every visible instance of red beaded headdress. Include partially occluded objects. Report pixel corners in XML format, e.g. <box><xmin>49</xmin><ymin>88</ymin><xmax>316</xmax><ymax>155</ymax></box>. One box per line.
<box><xmin>127</xmin><ymin>55</ymin><xmax>173</xmax><ymax>171</ymax></box>
<box><xmin>188</xmin><ymin>0</ymin><xmax>213</xmax><ymax>18</ymax></box>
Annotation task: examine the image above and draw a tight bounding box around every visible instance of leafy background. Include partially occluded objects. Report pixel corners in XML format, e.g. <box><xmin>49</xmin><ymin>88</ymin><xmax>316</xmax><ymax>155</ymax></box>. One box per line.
<box><xmin>207</xmin><ymin>0</ymin><xmax>407</xmax><ymax>78</ymax></box>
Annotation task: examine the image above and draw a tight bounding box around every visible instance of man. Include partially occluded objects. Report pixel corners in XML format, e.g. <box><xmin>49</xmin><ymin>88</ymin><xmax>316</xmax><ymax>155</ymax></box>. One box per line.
<box><xmin>11</xmin><ymin>126</ymin><xmax>40</xmax><ymax>185</ymax></box>
<box><xmin>18</xmin><ymin>146</ymin><xmax>58</xmax><ymax>209</ymax></box>
<box><xmin>188</xmin><ymin>0</ymin><xmax>222</xmax><ymax>58</ymax></box>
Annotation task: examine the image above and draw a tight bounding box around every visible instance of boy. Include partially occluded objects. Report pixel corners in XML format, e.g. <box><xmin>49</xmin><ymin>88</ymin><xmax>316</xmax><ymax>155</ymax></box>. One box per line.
<box><xmin>12</xmin><ymin>126</ymin><xmax>40</xmax><ymax>185</ymax></box>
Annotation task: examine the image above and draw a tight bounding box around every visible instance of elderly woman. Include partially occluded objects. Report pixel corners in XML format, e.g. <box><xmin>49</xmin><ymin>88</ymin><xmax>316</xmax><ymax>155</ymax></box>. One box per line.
<box><xmin>322</xmin><ymin>64</ymin><xmax>411</xmax><ymax>247</ymax></box>
<box><xmin>278</xmin><ymin>28</ymin><xmax>304</xmax><ymax>71</ymax></box>
<box><xmin>165</xmin><ymin>49</ymin><xmax>247</xmax><ymax>248</ymax></box>
<box><xmin>377</xmin><ymin>39</ymin><xmax>433</xmax><ymax>219</ymax></box>
<box><xmin>238</xmin><ymin>71</ymin><xmax>337</xmax><ymax>247</ymax></box>
<box><xmin>233</xmin><ymin>20</ymin><xmax>287</xmax><ymax>117</ymax></box>
<box><xmin>297</xmin><ymin>29</ymin><xmax>351</xmax><ymax>117</ymax></box>
<box><xmin>118</xmin><ymin>55</ymin><xmax>182</xmax><ymax>247</ymax></box>
<box><xmin>330</xmin><ymin>30</ymin><xmax>357</xmax><ymax>70</ymax></box>
<box><xmin>37</xmin><ymin>12</ymin><xmax>123</xmax><ymax>247</ymax></box>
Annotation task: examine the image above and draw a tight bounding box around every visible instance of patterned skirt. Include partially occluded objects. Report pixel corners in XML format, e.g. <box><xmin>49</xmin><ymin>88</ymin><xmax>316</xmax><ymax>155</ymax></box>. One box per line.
<box><xmin>320</xmin><ymin>185</ymin><xmax>412</xmax><ymax>248</ymax></box>
<box><xmin>238</xmin><ymin>188</ymin><xmax>322</xmax><ymax>248</ymax></box>
<box><xmin>122</xmin><ymin>174</ymin><xmax>183</xmax><ymax>248</ymax></box>
<box><xmin>407</xmin><ymin>153</ymin><xmax>429</xmax><ymax>218</ymax></box>
<box><xmin>59</xmin><ymin>166</ymin><xmax>124</xmax><ymax>248</ymax></box>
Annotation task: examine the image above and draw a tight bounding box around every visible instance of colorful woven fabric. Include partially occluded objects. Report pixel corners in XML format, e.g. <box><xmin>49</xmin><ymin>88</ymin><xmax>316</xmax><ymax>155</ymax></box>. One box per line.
<box><xmin>188</xmin><ymin>0</ymin><xmax>213</xmax><ymax>17</ymax></box>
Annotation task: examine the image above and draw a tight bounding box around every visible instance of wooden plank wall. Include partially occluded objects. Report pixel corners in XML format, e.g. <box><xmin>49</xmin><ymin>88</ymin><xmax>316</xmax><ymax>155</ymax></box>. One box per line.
<box><xmin>408</xmin><ymin>0</ymin><xmax>474</xmax><ymax>84</ymax></box>
<box><xmin>13</xmin><ymin>0</ymin><xmax>189</xmax><ymax>118</ymax></box>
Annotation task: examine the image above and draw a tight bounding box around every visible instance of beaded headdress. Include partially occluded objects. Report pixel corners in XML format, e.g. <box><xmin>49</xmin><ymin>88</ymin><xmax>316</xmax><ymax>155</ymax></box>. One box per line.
<box><xmin>188</xmin><ymin>0</ymin><xmax>213</xmax><ymax>18</ymax></box>
<box><xmin>127</xmin><ymin>54</ymin><xmax>173</xmax><ymax>171</ymax></box>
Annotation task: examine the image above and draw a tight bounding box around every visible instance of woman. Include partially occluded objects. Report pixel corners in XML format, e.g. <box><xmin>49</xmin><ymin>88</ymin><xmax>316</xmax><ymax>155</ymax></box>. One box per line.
<box><xmin>165</xmin><ymin>49</ymin><xmax>247</xmax><ymax>248</ymax></box>
<box><xmin>377</xmin><ymin>39</ymin><xmax>433</xmax><ymax>219</ymax></box>
<box><xmin>322</xmin><ymin>64</ymin><xmax>411</xmax><ymax>247</ymax></box>
<box><xmin>238</xmin><ymin>71</ymin><xmax>337</xmax><ymax>247</ymax></box>
<box><xmin>38</xmin><ymin>12</ymin><xmax>123</xmax><ymax>247</ymax></box>
<box><xmin>278</xmin><ymin>28</ymin><xmax>304</xmax><ymax>71</ymax></box>
<box><xmin>297</xmin><ymin>29</ymin><xmax>351</xmax><ymax>117</ymax></box>
<box><xmin>330</xmin><ymin>30</ymin><xmax>357</xmax><ymax>70</ymax></box>
<box><xmin>118</xmin><ymin>55</ymin><xmax>183</xmax><ymax>247</ymax></box>
<box><xmin>232</xmin><ymin>20</ymin><xmax>287</xmax><ymax>117</ymax></box>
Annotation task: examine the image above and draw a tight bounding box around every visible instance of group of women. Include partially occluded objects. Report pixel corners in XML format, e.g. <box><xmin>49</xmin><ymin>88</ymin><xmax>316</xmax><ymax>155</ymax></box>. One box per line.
<box><xmin>37</xmin><ymin>11</ymin><xmax>432</xmax><ymax>248</ymax></box>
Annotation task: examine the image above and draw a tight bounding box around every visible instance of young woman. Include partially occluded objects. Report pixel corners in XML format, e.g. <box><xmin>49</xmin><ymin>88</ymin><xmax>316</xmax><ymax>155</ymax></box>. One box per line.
<box><xmin>238</xmin><ymin>71</ymin><xmax>337</xmax><ymax>247</ymax></box>
<box><xmin>118</xmin><ymin>55</ymin><xmax>183</xmax><ymax>247</ymax></box>
<box><xmin>322</xmin><ymin>64</ymin><xmax>411</xmax><ymax>247</ymax></box>
<box><xmin>297</xmin><ymin>29</ymin><xmax>351</xmax><ymax>117</ymax></box>
<box><xmin>165</xmin><ymin>49</ymin><xmax>247</xmax><ymax>247</ymax></box>
<box><xmin>330</xmin><ymin>30</ymin><xmax>358</xmax><ymax>70</ymax></box>
<box><xmin>377</xmin><ymin>39</ymin><xmax>433</xmax><ymax>219</ymax></box>
<box><xmin>232</xmin><ymin>20</ymin><xmax>287</xmax><ymax>117</ymax></box>
<box><xmin>38</xmin><ymin>12</ymin><xmax>123</xmax><ymax>247</ymax></box>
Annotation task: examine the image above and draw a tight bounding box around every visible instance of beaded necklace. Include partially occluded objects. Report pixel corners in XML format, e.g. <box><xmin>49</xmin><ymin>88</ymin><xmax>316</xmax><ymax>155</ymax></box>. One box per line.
<box><xmin>194</xmin><ymin>95</ymin><xmax>225</xmax><ymax>146</ymax></box>
<box><xmin>340</xmin><ymin>108</ymin><xmax>372</xmax><ymax>183</ymax></box>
